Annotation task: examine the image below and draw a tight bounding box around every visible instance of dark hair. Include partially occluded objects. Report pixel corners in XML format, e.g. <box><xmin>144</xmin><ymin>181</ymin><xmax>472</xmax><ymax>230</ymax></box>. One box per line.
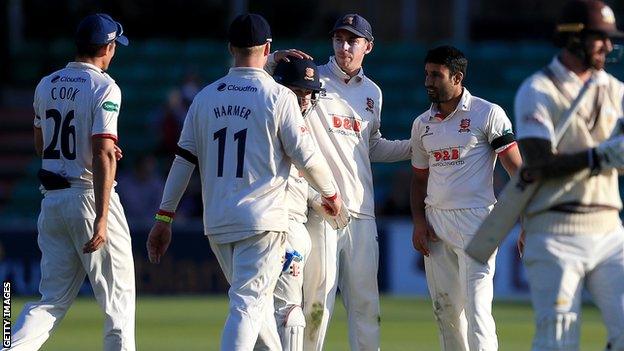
<box><xmin>76</xmin><ymin>42</ymin><xmax>108</xmax><ymax>57</ymax></box>
<box><xmin>424</xmin><ymin>45</ymin><xmax>468</xmax><ymax>77</ymax></box>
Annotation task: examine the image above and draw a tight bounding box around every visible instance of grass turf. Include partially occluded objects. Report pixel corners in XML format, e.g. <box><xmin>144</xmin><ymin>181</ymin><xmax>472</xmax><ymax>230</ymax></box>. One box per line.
<box><xmin>9</xmin><ymin>296</ymin><xmax>607</xmax><ymax>350</ymax></box>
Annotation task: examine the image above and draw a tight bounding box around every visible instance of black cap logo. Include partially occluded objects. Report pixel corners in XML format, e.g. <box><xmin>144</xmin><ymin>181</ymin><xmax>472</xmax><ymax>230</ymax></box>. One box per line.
<box><xmin>217</xmin><ymin>83</ymin><xmax>227</xmax><ymax>91</ymax></box>
<box><xmin>344</xmin><ymin>16</ymin><xmax>354</xmax><ymax>25</ymax></box>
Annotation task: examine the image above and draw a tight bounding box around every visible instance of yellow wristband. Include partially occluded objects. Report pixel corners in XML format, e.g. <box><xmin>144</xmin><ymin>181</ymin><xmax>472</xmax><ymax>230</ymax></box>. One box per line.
<box><xmin>155</xmin><ymin>214</ymin><xmax>173</xmax><ymax>223</ymax></box>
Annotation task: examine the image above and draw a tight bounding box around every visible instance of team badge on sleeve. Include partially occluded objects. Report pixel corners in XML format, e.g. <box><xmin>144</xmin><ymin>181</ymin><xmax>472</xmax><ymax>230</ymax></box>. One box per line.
<box><xmin>102</xmin><ymin>101</ymin><xmax>119</xmax><ymax>112</ymax></box>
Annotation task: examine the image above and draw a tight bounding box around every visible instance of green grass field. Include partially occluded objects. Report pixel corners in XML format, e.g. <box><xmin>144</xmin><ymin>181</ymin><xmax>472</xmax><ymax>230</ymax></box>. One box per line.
<box><xmin>9</xmin><ymin>296</ymin><xmax>607</xmax><ymax>350</ymax></box>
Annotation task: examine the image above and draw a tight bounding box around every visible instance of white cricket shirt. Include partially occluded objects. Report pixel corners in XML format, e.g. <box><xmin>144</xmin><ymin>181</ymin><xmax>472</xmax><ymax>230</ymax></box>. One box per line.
<box><xmin>411</xmin><ymin>88</ymin><xmax>515</xmax><ymax>209</ymax></box>
<box><xmin>514</xmin><ymin>56</ymin><xmax>623</xmax><ymax>234</ymax></box>
<box><xmin>178</xmin><ymin>67</ymin><xmax>324</xmax><ymax>243</ymax></box>
<box><xmin>33</xmin><ymin>62</ymin><xmax>122</xmax><ymax>188</ymax></box>
<box><xmin>307</xmin><ymin>56</ymin><xmax>411</xmax><ymax>219</ymax></box>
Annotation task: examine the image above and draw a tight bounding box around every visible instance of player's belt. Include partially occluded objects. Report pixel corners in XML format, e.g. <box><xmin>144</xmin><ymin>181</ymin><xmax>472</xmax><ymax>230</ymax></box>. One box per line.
<box><xmin>38</xmin><ymin>169</ymin><xmax>71</xmax><ymax>190</ymax></box>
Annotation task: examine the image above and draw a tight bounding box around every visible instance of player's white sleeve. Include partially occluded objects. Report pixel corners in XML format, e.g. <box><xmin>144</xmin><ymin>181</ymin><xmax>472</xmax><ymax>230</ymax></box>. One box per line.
<box><xmin>159</xmin><ymin>156</ymin><xmax>195</xmax><ymax>212</ymax></box>
<box><xmin>277</xmin><ymin>90</ymin><xmax>336</xmax><ymax>197</ymax></box>
<box><xmin>369</xmin><ymin>99</ymin><xmax>411</xmax><ymax>162</ymax></box>
<box><xmin>92</xmin><ymin>83</ymin><xmax>122</xmax><ymax>142</ymax></box>
<box><xmin>514</xmin><ymin>80</ymin><xmax>555</xmax><ymax>143</ymax></box>
<box><xmin>485</xmin><ymin>104</ymin><xmax>516</xmax><ymax>153</ymax></box>
<box><xmin>410</xmin><ymin>118</ymin><xmax>429</xmax><ymax>169</ymax></box>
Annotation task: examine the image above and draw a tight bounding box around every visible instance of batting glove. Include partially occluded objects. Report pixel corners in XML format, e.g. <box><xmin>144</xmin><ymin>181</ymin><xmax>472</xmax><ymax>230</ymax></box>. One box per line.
<box><xmin>310</xmin><ymin>192</ymin><xmax>350</xmax><ymax>230</ymax></box>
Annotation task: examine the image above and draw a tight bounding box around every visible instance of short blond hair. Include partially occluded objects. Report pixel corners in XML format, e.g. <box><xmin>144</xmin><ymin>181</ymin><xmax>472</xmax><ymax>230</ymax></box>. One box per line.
<box><xmin>230</xmin><ymin>44</ymin><xmax>266</xmax><ymax>58</ymax></box>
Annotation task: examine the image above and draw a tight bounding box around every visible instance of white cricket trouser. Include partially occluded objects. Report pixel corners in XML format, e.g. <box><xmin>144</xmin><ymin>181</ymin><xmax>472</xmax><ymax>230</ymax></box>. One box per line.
<box><xmin>8</xmin><ymin>188</ymin><xmax>135</xmax><ymax>351</ymax></box>
<box><xmin>303</xmin><ymin>212</ymin><xmax>380</xmax><ymax>351</ymax></box>
<box><xmin>424</xmin><ymin>206</ymin><xmax>498</xmax><ymax>351</ymax></box>
<box><xmin>255</xmin><ymin>220</ymin><xmax>311</xmax><ymax>351</ymax></box>
<box><xmin>210</xmin><ymin>231</ymin><xmax>285</xmax><ymax>351</ymax></box>
<box><xmin>523</xmin><ymin>226</ymin><xmax>624</xmax><ymax>351</ymax></box>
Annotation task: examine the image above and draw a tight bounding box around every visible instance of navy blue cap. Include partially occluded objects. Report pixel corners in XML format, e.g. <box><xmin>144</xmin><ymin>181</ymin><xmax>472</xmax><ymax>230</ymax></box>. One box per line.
<box><xmin>331</xmin><ymin>14</ymin><xmax>374</xmax><ymax>41</ymax></box>
<box><xmin>273</xmin><ymin>58</ymin><xmax>322</xmax><ymax>92</ymax></box>
<box><xmin>75</xmin><ymin>13</ymin><xmax>128</xmax><ymax>46</ymax></box>
<box><xmin>228</xmin><ymin>14</ymin><xmax>272</xmax><ymax>47</ymax></box>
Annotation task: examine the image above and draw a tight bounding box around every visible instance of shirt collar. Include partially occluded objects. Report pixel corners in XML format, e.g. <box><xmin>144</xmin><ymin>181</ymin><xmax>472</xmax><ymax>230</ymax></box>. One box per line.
<box><xmin>228</xmin><ymin>66</ymin><xmax>272</xmax><ymax>78</ymax></box>
<box><xmin>327</xmin><ymin>56</ymin><xmax>364</xmax><ymax>84</ymax></box>
<box><xmin>428</xmin><ymin>88</ymin><xmax>472</xmax><ymax>121</ymax></box>
<box><xmin>66</xmin><ymin>61</ymin><xmax>104</xmax><ymax>73</ymax></box>
<box><xmin>549</xmin><ymin>56</ymin><xmax>610</xmax><ymax>87</ymax></box>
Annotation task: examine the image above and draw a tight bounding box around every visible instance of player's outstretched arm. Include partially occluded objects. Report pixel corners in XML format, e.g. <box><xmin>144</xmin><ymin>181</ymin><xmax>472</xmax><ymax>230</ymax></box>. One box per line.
<box><xmin>84</xmin><ymin>137</ymin><xmax>117</xmax><ymax>253</ymax></box>
<box><xmin>146</xmin><ymin>155</ymin><xmax>195</xmax><ymax>263</ymax></box>
<box><xmin>265</xmin><ymin>49</ymin><xmax>313</xmax><ymax>75</ymax></box>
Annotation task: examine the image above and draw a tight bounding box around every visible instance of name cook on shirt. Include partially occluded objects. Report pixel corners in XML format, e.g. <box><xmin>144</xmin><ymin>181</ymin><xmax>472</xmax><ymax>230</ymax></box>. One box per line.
<box><xmin>49</xmin><ymin>75</ymin><xmax>85</xmax><ymax>101</ymax></box>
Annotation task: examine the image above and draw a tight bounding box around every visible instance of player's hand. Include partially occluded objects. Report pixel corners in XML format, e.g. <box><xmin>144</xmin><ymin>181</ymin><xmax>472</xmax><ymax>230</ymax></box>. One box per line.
<box><xmin>412</xmin><ymin>222</ymin><xmax>438</xmax><ymax>257</ymax></box>
<box><xmin>596</xmin><ymin>134</ymin><xmax>624</xmax><ymax>170</ymax></box>
<box><xmin>83</xmin><ymin>217</ymin><xmax>107</xmax><ymax>253</ymax></box>
<box><xmin>517</xmin><ymin>229</ymin><xmax>526</xmax><ymax>258</ymax></box>
<box><xmin>321</xmin><ymin>193</ymin><xmax>342</xmax><ymax>217</ymax></box>
<box><xmin>274</xmin><ymin>49</ymin><xmax>313</xmax><ymax>62</ymax></box>
<box><xmin>147</xmin><ymin>221</ymin><xmax>172</xmax><ymax>264</ymax></box>
<box><xmin>309</xmin><ymin>193</ymin><xmax>349</xmax><ymax>229</ymax></box>
<box><xmin>114</xmin><ymin>145</ymin><xmax>123</xmax><ymax>161</ymax></box>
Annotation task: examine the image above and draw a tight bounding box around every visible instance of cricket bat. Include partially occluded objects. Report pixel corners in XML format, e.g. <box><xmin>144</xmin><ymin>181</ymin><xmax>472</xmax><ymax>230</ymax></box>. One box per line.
<box><xmin>466</xmin><ymin>76</ymin><xmax>597</xmax><ymax>264</ymax></box>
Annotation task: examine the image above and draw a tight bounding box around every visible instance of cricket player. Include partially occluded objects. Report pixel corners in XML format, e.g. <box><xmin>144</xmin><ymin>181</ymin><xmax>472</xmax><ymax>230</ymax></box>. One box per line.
<box><xmin>7</xmin><ymin>14</ymin><xmax>135</xmax><ymax>351</ymax></box>
<box><xmin>269</xmin><ymin>13</ymin><xmax>412</xmax><ymax>351</ymax></box>
<box><xmin>145</xmin><ymin>14</ymin><xmax>342</xmax><ymax>351</ymax></box>
<box><xmin>410</xmin><ymin>45</ymin><xmax>522</xmax><ymax>351</ymax></box>
<box><xmin>258</xmin><ymin>57</ymin><xmax>347</xmax><ymax>351</ymax></box>
<box><xmin>515</xmin><ymin>1</ymin><xmax>624</xmax><ymax>349</ymax></box>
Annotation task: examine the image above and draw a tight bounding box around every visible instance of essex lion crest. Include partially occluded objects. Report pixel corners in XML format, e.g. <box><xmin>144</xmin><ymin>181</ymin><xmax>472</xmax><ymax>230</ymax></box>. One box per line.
<box><xmin>458</xmin><ymin>118</ymin><xmax>471</xmax><ymax>133</ymax></box>
<box><xmin>366</xmin><ymin>97</ymin><xmax>374</xmax><ymax>113</ymax></box>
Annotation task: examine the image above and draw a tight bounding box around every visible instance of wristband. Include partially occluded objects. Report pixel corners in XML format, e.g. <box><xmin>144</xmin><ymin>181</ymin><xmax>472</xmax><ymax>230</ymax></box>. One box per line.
<box><xmin>155</xmin><ymin>210</ymin><xmax>175</xmax><ymax>223</ymax></box>
<box><xmin>323</xmin><ymin>193</ymin><xmax>338</xmax><ymax>201</ymax></box>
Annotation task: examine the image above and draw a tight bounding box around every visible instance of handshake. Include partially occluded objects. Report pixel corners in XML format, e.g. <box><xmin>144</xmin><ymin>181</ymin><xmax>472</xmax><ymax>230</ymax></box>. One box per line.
<box><xmin>309</xmin><ymin>192</ymin><xmax>350</xmax><ymax>230</ymax></box>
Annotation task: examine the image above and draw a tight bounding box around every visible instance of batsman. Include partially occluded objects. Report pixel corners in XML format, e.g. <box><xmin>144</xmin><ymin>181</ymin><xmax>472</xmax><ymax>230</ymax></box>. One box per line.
<box><xmin>515</xmin><ymin>0</ymin><xmax>624</xmax><ymax>349</ymax></box>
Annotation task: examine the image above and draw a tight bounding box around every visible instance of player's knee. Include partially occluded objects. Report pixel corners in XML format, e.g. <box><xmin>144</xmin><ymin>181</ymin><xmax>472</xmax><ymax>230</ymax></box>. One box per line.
<box><xmin>431</xmin><ymin>294</ymin><xmax>460</xmax><ymax>326</ymax></box>
<box><xmin>533</xmin><ymin>312</ymin><xmax>579</xmax><ymax>351</ymax></box>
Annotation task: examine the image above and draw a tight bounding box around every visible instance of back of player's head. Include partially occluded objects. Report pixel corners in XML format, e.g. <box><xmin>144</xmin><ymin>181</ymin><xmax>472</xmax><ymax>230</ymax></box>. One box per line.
<box><xmin>425</xmin><ymin>45</ymin><xmax>468</xmax><ymax>77</ymax></box>
<box><xmin>273</xmin><ymin>58</ymin><xmax>322</xmax><ymax>92</ymax></box>
<box><xmin>228</xmin><ymin>13</ymin><xmax>272</xmax><ymax>51</ymax></box>
<box><xmin>330</xmin><ymin>13</ymin><xmax>374</xmax><ymax>42</ymax></box>
<box><xmin>75</xmin><ymin>13</ymin><xmax>128</xmax><ymax>57</ymax></box>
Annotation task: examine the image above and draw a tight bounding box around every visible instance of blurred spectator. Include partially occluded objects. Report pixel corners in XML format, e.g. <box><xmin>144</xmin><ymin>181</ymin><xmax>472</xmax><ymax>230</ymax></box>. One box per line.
<box><xmin>117</xmin><ymin>154</ymin><xmax>164</xmax><ymax>226</ymax></box>
<box><xmin>180</xmin><ymin>70</ymin><xmax>201</xmax><ymax>108</ymax></box>
<box><xmin>152</xmin><ymin>89</ymin><xmax>187</xmax><ymax>157</ymax></box>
